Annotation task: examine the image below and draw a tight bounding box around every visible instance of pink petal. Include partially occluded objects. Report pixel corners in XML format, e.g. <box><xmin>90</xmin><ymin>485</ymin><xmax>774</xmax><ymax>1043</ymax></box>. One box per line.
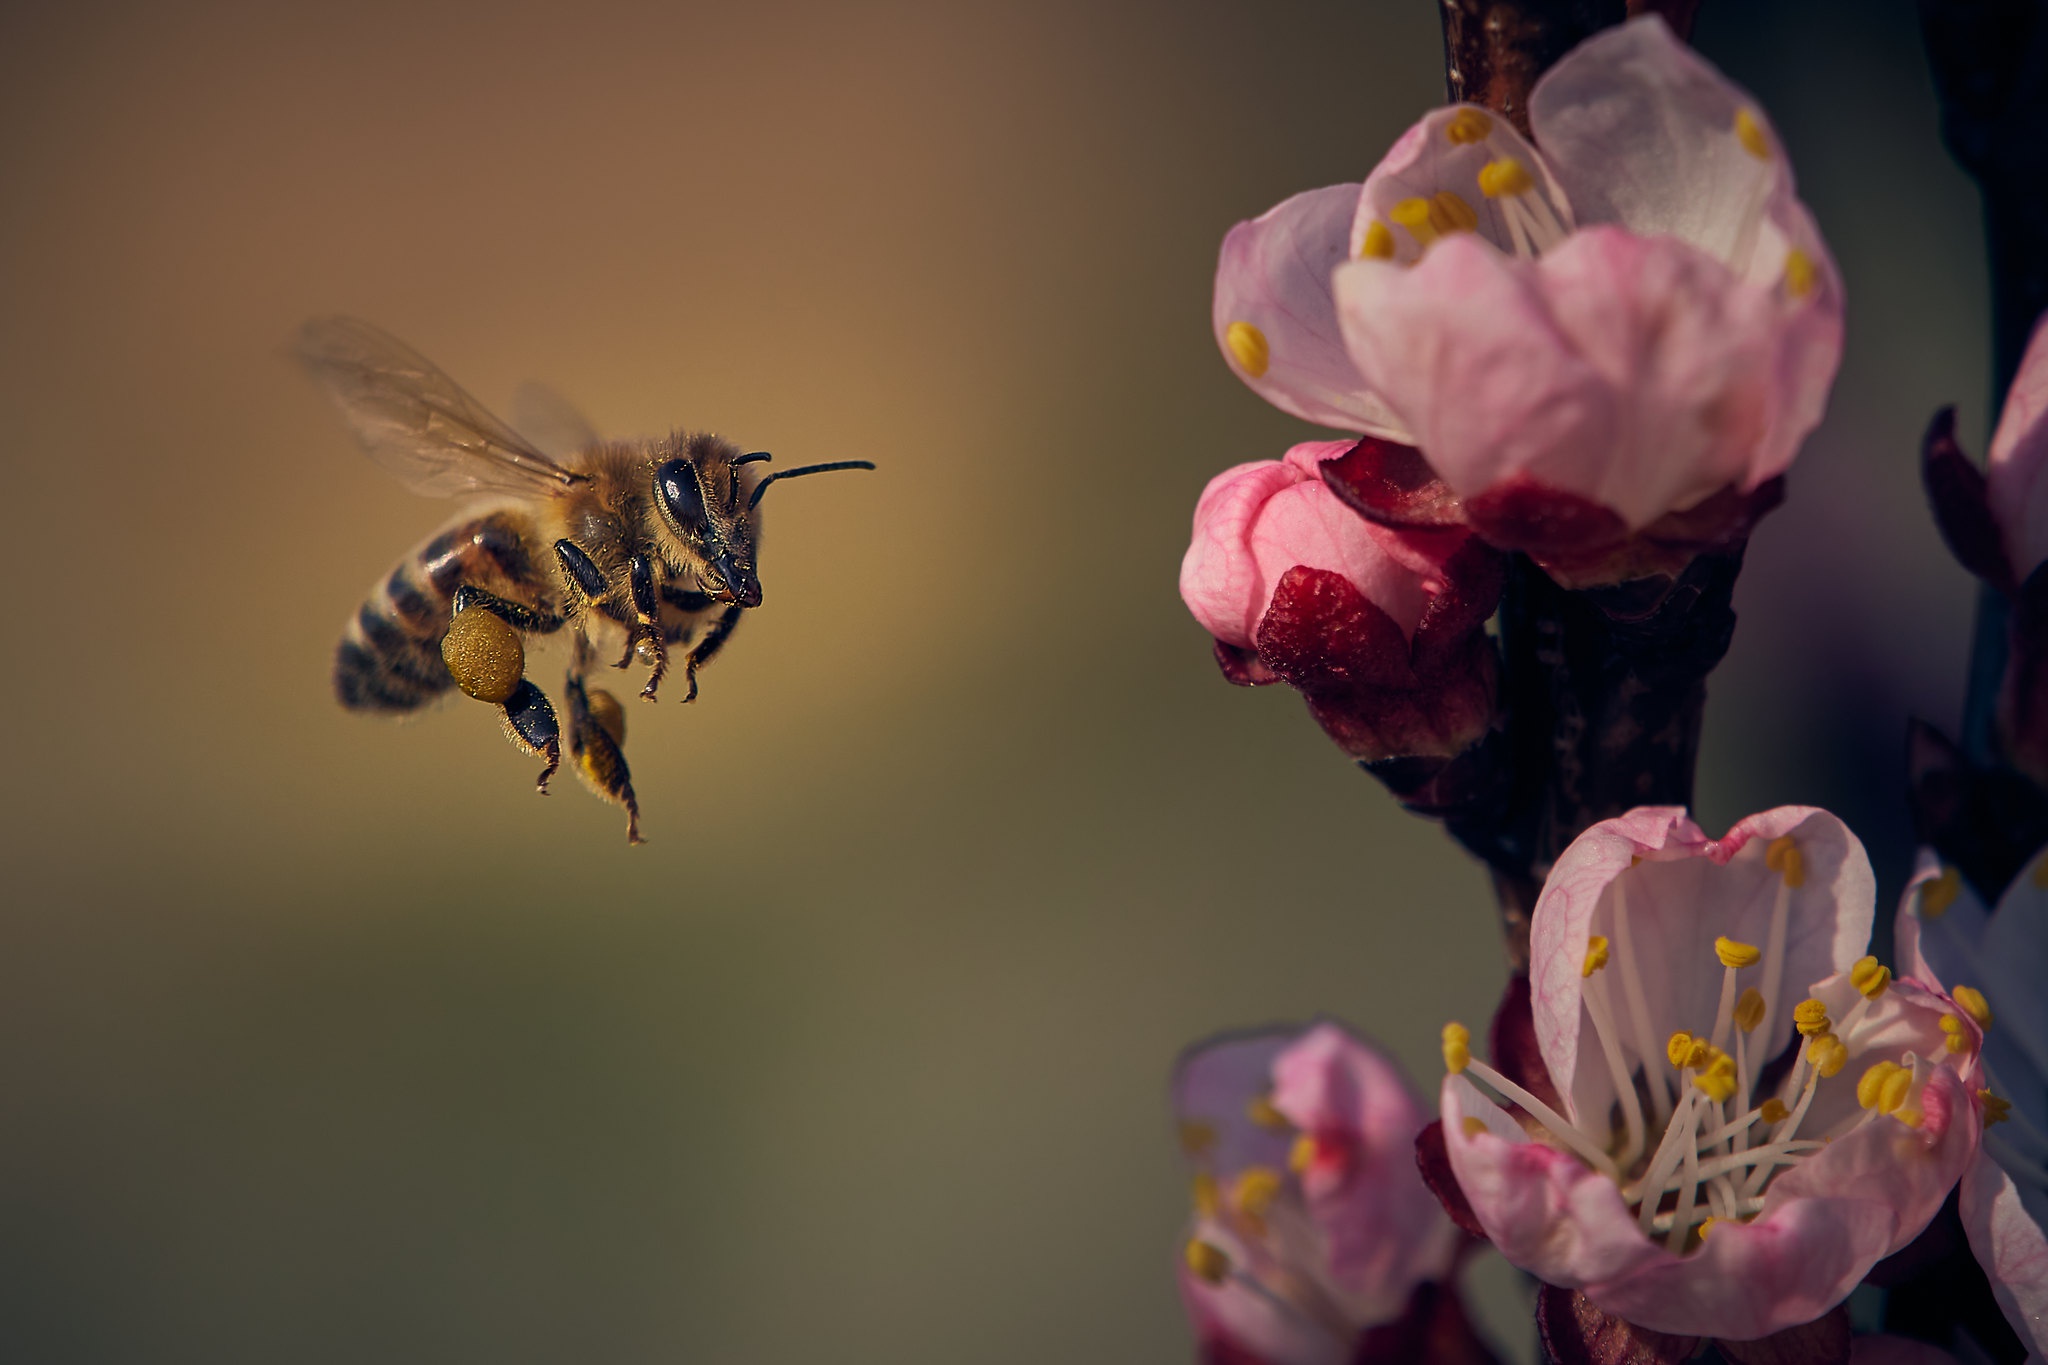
<box><xmin>1337</xmin><ymin>228</ymin><xmax>1815</xmax><ymax>529</ymax></box>
<box><xmin>1173</xmin><ymin>1028</ymin><xmax>1297</xmax><ymax>1176</ymax></box>
<box><xmin>1986</xmin><ymin>315</ymin><xmax>2048</xmax><ymax>580</ymax></box>
<box><xmin>1214</xmin><ymin>184</ymin><xmax>1412</xmax><ymax>436</ymax></box>
<box><xmin>1959</xmin><ymin>1143</ymin><xmax>2048</xmax><ymax>1359</ymax></box>
<box><xmin>1353</xmin><ymin>105</ymin><xmax>1570</xmax><ymax>268</ymax></box>
<box><xmin>1271</xmin><ymin>1024</ymin><xmax>1456</xmax><ymax>1310</ymax></box>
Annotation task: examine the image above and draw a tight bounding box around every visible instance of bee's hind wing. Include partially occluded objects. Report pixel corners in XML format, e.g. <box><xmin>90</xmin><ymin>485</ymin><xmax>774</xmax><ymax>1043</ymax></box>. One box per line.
<box><xmin>295</xmin><ymin>316</ymin><xmax>585</xmax><ymax>499</ymax></box>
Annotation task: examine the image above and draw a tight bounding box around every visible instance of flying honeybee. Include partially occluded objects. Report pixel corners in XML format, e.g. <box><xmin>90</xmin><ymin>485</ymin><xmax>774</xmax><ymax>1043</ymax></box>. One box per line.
<box><xmin>298</xmin><ymin>317</ymin><xmax>872</xmax><ymax>843</ymax></box>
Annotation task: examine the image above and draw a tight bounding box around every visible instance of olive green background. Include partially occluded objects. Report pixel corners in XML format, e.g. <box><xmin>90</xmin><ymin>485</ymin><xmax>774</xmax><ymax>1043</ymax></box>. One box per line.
<box><xmin>0</xmin><ymin>0</ymin><xmax>1988</xmax><ymax>1359</ymax></box>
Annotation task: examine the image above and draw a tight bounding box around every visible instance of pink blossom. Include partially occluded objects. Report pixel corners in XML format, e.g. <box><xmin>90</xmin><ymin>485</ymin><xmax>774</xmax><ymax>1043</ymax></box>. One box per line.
<box><xmin>1174</xmin><ymin>1023</ymin><xmax>1460</xmax><ymax>1365</ymax></box>
<box><xmin>1988</xmin><ymin>316</ymin><xmax>2048</xmax><ymax>585</ymax></box>
<box><xmin>1179</xmin><ymin>442</ymin><xmax>1502</xmax><ymax>762</ymax></box>
<box><xmin>1437</xmin><ymin>807</ymin><xmax>1980</xmax><ymax>1340</ymax></box>
<box><xmin>1213</xmin><ymin>18</ymin><xmax>1838</xmax><ymax>568</ymax></box>
<box><xmin>1897</xmin><ymin>852</ymin><xmax>2048</xmax><ymax>1359</ymax></box>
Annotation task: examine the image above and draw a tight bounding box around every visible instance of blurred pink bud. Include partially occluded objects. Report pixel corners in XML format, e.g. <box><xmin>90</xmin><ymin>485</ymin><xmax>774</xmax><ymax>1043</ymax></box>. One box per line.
<box><xmin>1440</xmin><ymin>807</ymin><xmax>1980</xmax><ymax>1340</ymax></box>
<box><xmin>1179</xmin><ymin>442</ymin><xmax>1503</xmax><ymax>764</ymax></box>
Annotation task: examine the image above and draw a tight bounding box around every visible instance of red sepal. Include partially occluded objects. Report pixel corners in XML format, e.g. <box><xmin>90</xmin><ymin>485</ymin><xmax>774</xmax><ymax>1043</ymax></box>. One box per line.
<box><xmin>1320</xmin><ymin>435</ymin><xmax>1468</xmax><ymax>529</ymax></box>
<box><xmin>1466</xmin><ymin>475</ymin><xmax>1783</xmax><ymax>589</ymax></box>
<box><xmin>1414</xmin><ymin>1120</ymin><xmax>1488</xmax><ymax>1239</ymax></box>
<box><xmin>1716</xmin><ymin>1306</ymin><xmax>1850</xmax><ymax>1365</ymax></box>
<box><xmin>1923</xmin><ymin>405</ymin><xmax>2017</xmax><ymax>592</ymax></box>
<box><xmin>1490</xmin><ymin>973</ymin><xmax>1564</xmax><ymax>1116</ymax></box>
<box><xmin>1353</xmin><ymin>1279</ymin><xmax>1503</xmax><ymax>1365</ymax></box>
<box><xmin>1534</xmin><ymin>1285</ymin><xmax>1699</xmax><ymax>1365</ymax></box>
<box><xmin>1212</xmin><ymin>638</ymin><xmax>1282</xmax><ymax>687</ymax></box>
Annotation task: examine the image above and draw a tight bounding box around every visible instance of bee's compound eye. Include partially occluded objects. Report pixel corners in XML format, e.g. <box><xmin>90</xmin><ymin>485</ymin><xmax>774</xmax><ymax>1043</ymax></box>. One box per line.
<box><xmin>654</xmin><ymin>458</ymin><xmax>707</xmax><ymax>530</ymax></box>
<box><xmin>586</xmin><ymin>688</ymin><xmax>626</xmax><ymax>747</ymax></box>
<box><xmin>442</xmin><ymin>607</ymin><xmax>525</xmax><ymax>703</ymax></box>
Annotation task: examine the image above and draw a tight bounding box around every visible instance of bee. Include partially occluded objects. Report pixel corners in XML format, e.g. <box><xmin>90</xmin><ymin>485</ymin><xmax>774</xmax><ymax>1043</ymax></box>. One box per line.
<box><xmin>298</xmin><ymin>317</ymin><xmax>872</xmax><ymax>843</ymax></box>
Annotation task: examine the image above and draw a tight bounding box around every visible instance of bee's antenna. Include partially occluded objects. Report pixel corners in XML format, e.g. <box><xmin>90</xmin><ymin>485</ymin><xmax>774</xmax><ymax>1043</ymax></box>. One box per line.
<box><xmin>733</xmin><ymin>451</ymin><xmax>774</xmax><ymax>467</ymax></box>
<box><xmin>747</xmin><ymin>460</ymin><xmax>876</xmax><ymax>511</ymax></box>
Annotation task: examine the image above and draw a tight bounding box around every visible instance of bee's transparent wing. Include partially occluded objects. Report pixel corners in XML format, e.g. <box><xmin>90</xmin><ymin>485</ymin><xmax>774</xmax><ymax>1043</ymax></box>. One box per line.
<box><xmin>511</xmin><ymin>381</ymin><xmax>603</xmax><ymax>462</ymax></box>
<box><xmin>295</xmin><ymin>317</ymin><xmax>585</xmax><ymax>498</ymax></box>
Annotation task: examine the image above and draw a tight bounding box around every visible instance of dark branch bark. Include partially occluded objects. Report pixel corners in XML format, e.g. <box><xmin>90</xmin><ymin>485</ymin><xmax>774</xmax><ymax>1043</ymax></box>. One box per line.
<box><xmin>1438</xmin><ymin>0</ymin><xmax>1626</xmax><ymax>134</ymax></box>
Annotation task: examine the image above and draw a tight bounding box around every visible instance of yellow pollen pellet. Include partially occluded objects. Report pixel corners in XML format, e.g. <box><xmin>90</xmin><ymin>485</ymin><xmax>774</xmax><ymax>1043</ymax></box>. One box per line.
<box><xmin>1715</xmin><ymin>937</ymin><xmax>1762</xmax><ymax>969</ymax></box>
<box><xmin>441</xmin><ymin>606</ymin><xmax>526</xmax><ymax>704</ymax></box>
<box><xmin>1289</xmin><ymin>1134</ymin><xmax>1317</xmax><ymax>1174</ymax></box>
<box><xmin>1784</xmin><ymin>248</ymin><xmax>1817</xmax><ymax>300</ymax></box>
<box><xmin>1442</xmin><ymin>1022</ymin><xmax>1471</xmax><ymax>1075</ymax></box>
<box><xmin>1477</xmin><ymin>157</ymin><xmax>1534</xmax><ymax>199</ymax></box>
<box><xmin>1760</xmin><ymin>1098</ymin><xmax>1790</xmax><ymax>1124</ymax></box>
<box><xmin>1953</xmin><ymin>986</ymin><xmax>1992</xmax><ymax>1030</ymax></box>
<box><xmin>1246</xmin><ymin>1094</ymin><xmax>1290</xmax><ymax>1131</ymax></box>
<box><xmin>1765</xmin><ymin>836</ymin><xmax>1806</xmax><ymax>888</ymax></box>
<box><xmin>1734</xmin><ymin>987</ymin><xmax>1766</xmax><ymax>1033</ymax></box>
<box><xmin>1982</xmin><ymin>1090</ymin><xmax>2013</xmax><ymax>1127</ymax></box>
<box><xmin>1431</xmin><ymin>190</ymin><xmax>1477</xmax><ymax>234</ymax></box>
<box><xmin>1919</xmin><ymin>867</ymin><xmax>1961</xmax><ymax>918</ymax></box>
<box><xmin>1233</xmin><ymin>1166</ymin><xmax>1284</xmax><ymax>1220</ymax></box>
<box><xmin>1808</xmin><ymin>1032</ymin><xmax>1848</xmax><ymax>1078</ymax></box>
<box><xmin>1793</xmin><ymin>998</ymin><xmax>1831</xmax><ymax>1036</ymax></box>
<box><xmin>1851</xmin><ymin>956</ymin><xmax>1892</xmax><ymax>999</ymax></box>
<box><xmin>1857</xmin><ymin>1061</ymin><xmax>1898</xmax><ymax>1110</ymax></box>
<box><xmin>1178</xmin><ymin>1120</ymin><xmax>1217</xmax><ymax>1157</ymax></box>
<box><xmin>1582</xmin><ymin>934</ymin><xmax>1611</xmax><ymax>978</ymax></box>
<box><xmin>1192</xmin><ymin>1171</ymin><xmax>1220</xmax><ymax>1218</ymax></box>
<box><xmin>1186</xmin><ymin>1238</ymin><xmax>1231</xmax><ymax>1284</ymax></box>
<box><xmin>1445</xmin><ymin>107</ymin><xmax>1493</xmax><ymax>145</ymax></box>
<box><xmin>1224</xmin><ymin>321</ymin><xmax>1269</xmax><ymax>378</ymax></box>
<box><xmin>1360</xmin><ymin>219</ymin><xmax>1395</xmax><ymax>260</ymax></box>
<box><xmin>1940</xmin><ymin>1015</ymin><xmax>1970</xmax><ymax>1054</ymax></box>
<box><xmin>1734</xmin><ymin>108</ymin><xmax>1771</xmax><ymax>160</ymax></box>
<box><xmin>1461</xmin><ymin>1116</ymin><xmax>1488</xmax><ymax>1139</ymax></box>
<box><xmin>1390</xmin><ymin>196</ymin><xmax>1438</xmax><ymax>247</ymax></box>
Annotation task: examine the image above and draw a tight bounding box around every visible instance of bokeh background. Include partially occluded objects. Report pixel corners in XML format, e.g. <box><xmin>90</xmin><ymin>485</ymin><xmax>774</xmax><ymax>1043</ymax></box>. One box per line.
<box><xmin>0</xmin><ymin>0</ymin><xmax>1991</xmax><ymax>1359</ymax></box>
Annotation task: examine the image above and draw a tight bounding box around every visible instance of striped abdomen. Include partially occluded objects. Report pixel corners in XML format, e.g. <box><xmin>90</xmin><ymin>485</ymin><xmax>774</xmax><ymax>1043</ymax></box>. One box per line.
<box><xmin>334</xmin><ymin>510</ymin><xmax>544</xmax><ymax>712</ymax></box>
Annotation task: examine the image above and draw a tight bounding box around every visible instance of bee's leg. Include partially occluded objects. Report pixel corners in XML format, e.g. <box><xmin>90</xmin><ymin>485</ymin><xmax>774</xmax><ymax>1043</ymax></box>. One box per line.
<box><xmin>658</xmin><ymin>586</ymin><xmax>714</xmax><ymax>645</ymax></box>
<box><xmin>565</xmin><ymin>671</ymin><xmax>642</xmax><ymax>844</ymax></box>
<box><xmin>680</xmin><ymin>605</ymin><xmax>744</xmax><ymax>704</ymax></box>
<box><xmin>452</xmin><ymin>584</ymin><xmax>565</xmax><ymax>634</ymax></box>
<box><xmin>499</xmin><ymin>680</ymin><xmax>562</xmax><ymax>795</ymax></box>
<box><xmin>626</xmin><ymin>554</ymin><xmax>669</xmax><ymax>702</ymax></box>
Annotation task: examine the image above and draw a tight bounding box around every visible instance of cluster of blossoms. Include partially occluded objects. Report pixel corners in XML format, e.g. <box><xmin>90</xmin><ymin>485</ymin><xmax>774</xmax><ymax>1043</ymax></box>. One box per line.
<box><xmin>1170</xmin><ymin>12</ymin><xmax>2048</xmax><ymax>1363</ymax></box>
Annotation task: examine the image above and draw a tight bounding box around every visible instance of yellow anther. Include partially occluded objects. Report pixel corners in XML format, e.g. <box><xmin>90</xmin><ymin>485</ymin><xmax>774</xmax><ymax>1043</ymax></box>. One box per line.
<box><xmin>1765</xmin><ymin>836</ymin><xmax>1806</xmax><ymax>888</ymax></box>
<box><xmin>1880</xmin><ymin>1065</ymin><xmax>1915</xmax><ymax>1117</ymax></box>
<box><xmin>1919</xmin><ymin>867</ymin><xmax>1960</xmax><ymax>918</ymax></box>
<box><xmin>1430</xmin><ymin>191</ymin><xmax>1477</xmax><ymax>234</ymax></box>
<box><xmin>1445</xmin><ymin>107</ymin><xmax>1494</xmax><ymax>145</ymax></box>
<box><xmin>1582</xmin><ymin>934</ymin><xmax>1611</xmax><ymax>978</ymax></box>
<box><xmin>1246</xmin><ymin>1093</ymin><xmax>1290</xmax><ymax>1131</ymax></box>
<box><xmin>1759</xmin><ymin>1098</ymin><xmax>1790</xmax><ymax>1125</ymax></box>
<box><xmin>1694</xmin><ymin>1054</ymin><xmax>1738</xmax><ymax>1103</ymax></box>
<box><xmin>1953</xmin><ymin>986</ymin><xmax>1993</xmax><ymax>1030</ymax></box>
<box><xmin>1360</xmin><ymin>219</ymin><xmax>1395</xmax><ymax>260</ymax></box>
<box><xmin>1185</xmin><ymin>1238</ymin><xmax>1231</xmax><ymax>1284</ymax></box>
<box><xmin>1850</xmin><ymin>956</ymin><xmax>1891</xmax><ymax>999</ymax></box>
<box><xmin>1178</xmin><ymin>1120</ymin><xmax>1217</xmax><ymax>1157</ymax></box>
<box><xmin>1734</xmin><ymin>987</ymin><xmax>1767</xmax><ymax>1033</ymax></box>
<box><xmin>1715</xmin><ymin>937</ymin><xmax>1762</xmax><ymax>970</ymax></box>
<box><xmin>1807</xmin><ymin>1032</ymin><xmax>1848</xmax><ymax>1078</ymax></box>
<box><xmin>1461</xmin><ymin>1115</ymin><xmax>1488</xmax><ymax>1139</ymax></box>
<box><xmin>1232</xmin><ymin>1166</ymin><xmax>1284</xmax><ymax>1221</ymax></box>
<box><xmin>1784</xmin><ymin>248</ymin><xmax>1817</xmax><ymax>300</ymax></box>
<box><xmin>1734</xmin><ymin>108</ymin><xmax>1771</xmax><ymax>160</ymax></box>
<box><xmin>1192</xmin><ymin>1171</ymin><xmax>1220</xmax><ymax>1218</ymax></box>
<box><xmin>1857</xmin><ymin>1060</ymin><xmax>1902</xmax><ymax>1110</ymax></box>
<box><xmin>1289</xmin><ymin>1133</ymin><xmax>1317</xmax><ymax>1174</ymax></box>
<box><xmin>1390</xmin><ymin>196</ymin><xmax>1439</xmax><ymax>247</ymax></box>
<box><xmin>1668</xmin><ymin>1031</ymin><xmax>1698</xmax><ymax>1069</ymax></box>
<box><xmin>1478</xmin><ymin>157</ymin><xmax>1534</xmax><ymax>198</ymax></box>
<box><xmin>1982</xmin><ymin>1090</ymin><xmax>2013</xmax><ymax>1127</ymax></box>
<box><xmin>1793</xmin><ymin>999</ymin><xmax>1831</xmax><ymax>1036</ymax></box>
<box><xmin>1225</xmin><ymin>321</ymin><xmax>1269</xmax><ymax>378</ymax></box>
<box><xmin>1442</xmin><ymin>1022</ymin><xmax>1471</xmax><ymax>1075</ymax></box>
<box><xmin>1940</xmin><ymin>1015</ymin><xmax>1970</xmax><ymax>1054</ymax></box>
<box><xmin>1698</xmin><ymin>1216</ymin><xmax>1718</xmax><ymax>1241</ymax></box>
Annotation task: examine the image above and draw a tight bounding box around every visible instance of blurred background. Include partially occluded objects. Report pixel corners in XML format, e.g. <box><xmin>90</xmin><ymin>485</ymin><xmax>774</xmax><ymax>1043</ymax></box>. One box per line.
<box><xmin>0</xmin><ymin>0</ymin><xmax>1989</xmax><ymax>1359</ymax></box>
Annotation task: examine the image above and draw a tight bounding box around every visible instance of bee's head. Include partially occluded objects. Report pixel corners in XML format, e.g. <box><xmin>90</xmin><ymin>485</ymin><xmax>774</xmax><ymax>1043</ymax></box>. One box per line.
<box><xmin>653</xmin><ymin>434</ymin><xmax>762</xmax><ymax>607</ymax></box>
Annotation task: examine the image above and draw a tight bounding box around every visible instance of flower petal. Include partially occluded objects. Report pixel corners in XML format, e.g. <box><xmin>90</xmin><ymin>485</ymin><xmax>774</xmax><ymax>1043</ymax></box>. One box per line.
<box><xmin>1173</xmin><ymin>1027</ymin><xmax>1298</xmax><ymax>1177</ymax></box>
<box><xmin>1959</xmin><ymin>1143</ymin><xmax>2048</xmax><ymax>1359</ymax></box>
<box><xmin>1215</xmin><ymin>183</ymin><xmax>1412</xmax><ymax>436</ymax></box>
<box><xmin>1986</xmin><ymin>313</ymin><xmax>2048</xmax><ymax>581</ymax></box>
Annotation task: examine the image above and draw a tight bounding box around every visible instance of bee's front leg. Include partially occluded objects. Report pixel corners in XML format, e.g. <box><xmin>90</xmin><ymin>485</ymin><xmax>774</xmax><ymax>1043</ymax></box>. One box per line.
<box><xmin>680</xmin><ymin>604</ymin><xmax>744</xmax><ymax>705</ymax></box>
<box><xmin>626</xmin><ymin>554</ymin><xmax>669</xmax><ymax>701</ymax></box>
